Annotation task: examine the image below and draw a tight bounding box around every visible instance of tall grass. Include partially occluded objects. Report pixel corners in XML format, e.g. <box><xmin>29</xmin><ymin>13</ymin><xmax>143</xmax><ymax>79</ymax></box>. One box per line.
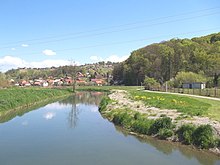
<box><xmin>0</xmin><ymin>87</ymin><xmax>72</xmax><ymax>112</ymax></box>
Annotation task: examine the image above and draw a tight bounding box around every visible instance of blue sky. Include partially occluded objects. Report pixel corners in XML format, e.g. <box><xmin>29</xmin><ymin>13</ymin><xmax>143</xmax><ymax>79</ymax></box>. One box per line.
<box><xmin>0</xmin><ymin>0</ymin><xmax>220</xmax><ymax>71</ymax></box>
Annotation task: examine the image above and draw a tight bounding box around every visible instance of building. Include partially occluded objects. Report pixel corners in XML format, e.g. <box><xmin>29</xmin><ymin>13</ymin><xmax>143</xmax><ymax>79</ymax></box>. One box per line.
<box><xmin>182</xmin><ymin>82</ymin><xmax>206</xmax><ymax>89</ymax></box>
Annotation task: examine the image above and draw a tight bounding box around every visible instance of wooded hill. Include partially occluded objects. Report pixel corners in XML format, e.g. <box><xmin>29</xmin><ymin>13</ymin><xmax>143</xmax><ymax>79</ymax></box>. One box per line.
<box><xmin>5</xmin><ymin>61</ymin><xmax>116</xmax><ymax>81</ymax></box>
<box><xmin>112</xmin><ymin>32</ymin><xmax>220</xmax><ymax>86</ymax></box>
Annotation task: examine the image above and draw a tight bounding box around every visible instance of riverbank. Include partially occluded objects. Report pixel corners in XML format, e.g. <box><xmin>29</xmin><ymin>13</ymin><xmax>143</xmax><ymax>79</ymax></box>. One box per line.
<box><xmin>99</xmin><ymin>89</ymin><xmax>220</xmax><ymax>156</ymax></box>
<box><xmin>0</xmin><ymin>87</ymin><xmax>72</xmax><ymax>113</ymax></box>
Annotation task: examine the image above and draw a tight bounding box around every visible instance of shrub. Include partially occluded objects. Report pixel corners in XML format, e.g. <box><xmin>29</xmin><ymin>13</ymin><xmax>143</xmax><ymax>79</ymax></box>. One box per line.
<box><xmin>192</xmin><ymin>125</ymin><xmax>215</xmax><ymax>149</ymax></box>
<box><xmin>216</xmin><ymin>139</ymin><xmax>220</xmax><ymax>148</ymax></box>
<box><xmin>177</xmin><ymin>124</ymin><xmax>196</xmax><ymax>145</ymax></box>
<box><xmin>112</xmin><ymin>111</ymin><xmax>133</xmax><ymax>128</ymax></box>
<box><xmin>158</xmin><ymin>128</ymin><xmax>173</xmax><ymax>139</ymax></box>
<box><xmin>134</xmin><ymin>112</ymin><xmax>142</xmax><ymax>120</ymax></box>
<box><xmin>131</xmin><ymin>119</ymin><xmax>153</xmax><ymax>135</ymax></box>
<box><xmin>99</xmin><ymin>97</ymin><xmax>111</xmax><ymax>112</ymax></box>
<box><xmin>143</xmin><ymin>77</ymin><xmax>160</xmax><ymax>90</ymax></box>
<box><xmin>149</xmin><ymin>117</ymin><xmax>173</xmax><ymax>135</ymax></box>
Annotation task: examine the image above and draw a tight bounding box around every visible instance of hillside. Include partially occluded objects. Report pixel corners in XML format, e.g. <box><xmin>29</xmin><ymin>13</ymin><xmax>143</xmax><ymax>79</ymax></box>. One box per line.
<box><xmin>5</xmin><ymin>61</ymin><xmax>116</xmax><ymax>82</ymax></box>
<box><xmin>112</xmin><ymin>32</ymin><xmax>220</xmax><ymax>86</ymax></box>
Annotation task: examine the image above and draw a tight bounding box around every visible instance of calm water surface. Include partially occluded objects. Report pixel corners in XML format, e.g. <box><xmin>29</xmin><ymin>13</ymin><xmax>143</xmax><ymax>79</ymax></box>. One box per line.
<box><xmin>0</xmin><ymin>92</ymin><xmax>219</xmax><ymax>165</ymax></box>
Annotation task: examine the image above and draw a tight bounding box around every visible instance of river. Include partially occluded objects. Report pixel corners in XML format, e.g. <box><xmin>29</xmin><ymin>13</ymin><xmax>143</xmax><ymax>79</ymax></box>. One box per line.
<box><xmin>0</xmin><ymin>92</ymin><xmax>219</xmax><ymax>165</ymax></box>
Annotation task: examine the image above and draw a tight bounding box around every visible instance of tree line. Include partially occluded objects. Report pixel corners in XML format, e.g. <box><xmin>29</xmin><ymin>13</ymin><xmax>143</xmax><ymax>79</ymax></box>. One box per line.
<box><xmin>112</xmin><ymin>32</ymin><xmax>220</xmax><ymax>87</ymax></box>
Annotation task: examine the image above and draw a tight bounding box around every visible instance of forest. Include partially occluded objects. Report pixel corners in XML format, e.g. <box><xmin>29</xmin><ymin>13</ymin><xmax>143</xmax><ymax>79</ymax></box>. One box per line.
<box><xmin>112</xmin><ymin>32</ymin><xmax>220</xmax><ymax>87</ymax></box>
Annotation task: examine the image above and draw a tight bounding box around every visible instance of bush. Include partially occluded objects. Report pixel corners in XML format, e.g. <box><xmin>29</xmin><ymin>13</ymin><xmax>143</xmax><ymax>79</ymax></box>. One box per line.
<box><xmin>216</xmin><ymin>139</ymin><xmax>220</xmax><ymax>148</ymax></box>
<box><xmin>158</xmin><ymin>128</ymin><xmax>173</xmax><ymax>139</ymax></box>
<box><xmin>112</xmin><ymin>111</ymin><xmax>133</xmax><ymax>128</ymax></box>
<box><xmin>149</xmin><ymin>117</ymin><xmax>173</xmax><ymax>135</ymax></box>
<box><xmin>177</xmin><ymin>124</ymin><xmax>196</xmax><ymax>145</ymax></box>
<box><xmin>192</xmin><ymin>125</ymin><xmax>215</xmax><ymax>149</ymax></box>
<box><xmin>134</xmin><ymin>112</ymin><xmax>142</xmax><ymax>120</ymax></box>
<box><xmin>131</xmin><ymin>119</ymin><xmax>153</xmax><ymax>135</ymax></box>
<box><xmin>99</xmin><ymin>97</ymin><xmax>111</xmax><ymax>112</ymax></box>
<box><xmin>143</xmin><ymin>77</ymin><xmax>160</xmax><ymax>90</ymax></box>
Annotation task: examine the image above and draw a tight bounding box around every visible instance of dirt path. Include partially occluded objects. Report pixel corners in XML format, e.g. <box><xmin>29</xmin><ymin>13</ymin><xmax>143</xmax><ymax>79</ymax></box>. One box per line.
<box><xmin>145</xmin><ymin>90</ymin><xmax>220</xmax><ymax>101</ymax></box>
<box><xmin>108</xmin><ymin>90</ymin><xmax>220</xmax><ymax>137</ymax></box>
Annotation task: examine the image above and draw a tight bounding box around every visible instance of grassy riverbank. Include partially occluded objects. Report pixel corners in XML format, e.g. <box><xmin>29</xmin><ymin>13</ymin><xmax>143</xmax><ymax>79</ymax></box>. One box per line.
<box><xmin>0</xmin><ymin>87</ymin><xmax>72</xmax><ymax>112</ymax></box>
<box><xmin>99</xmin><ymin>96</ymin><xmax>220</xmax><ymax>150</ymax></box>
<box><xmin>77</xmin><ymin>86</ymin><xmax>220</xmax><ymax>121</ymax></box>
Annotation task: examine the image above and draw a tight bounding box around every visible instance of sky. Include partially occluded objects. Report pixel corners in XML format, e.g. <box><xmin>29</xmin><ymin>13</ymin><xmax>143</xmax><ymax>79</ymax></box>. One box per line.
<box><xmin>0</xmin><ymin>0</ymin><xmax>220</xmax><ymax>72</ymax></box>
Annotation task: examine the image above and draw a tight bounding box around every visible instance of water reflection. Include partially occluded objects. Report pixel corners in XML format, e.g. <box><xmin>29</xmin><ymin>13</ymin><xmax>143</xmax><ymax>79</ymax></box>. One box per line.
<box><xmin>43</xmin><ymin>112</ymin><xmax>56</xmax><ymax>120</ymax></box>
<box><xmin>115</xmin><ymin>126</ymin><xmax>220</xmax><ymax>165</ymax></box>
<box><xmin>0</xmin><ymin>91</ymin><xmax>105</xmax><ymax>124</ymax></box>
<box><xmin>59</xmin><ymin>91</ymin><xmax>105</xmax><ymax>106</ymax></box>
<box><xmin>0</xmin><ymin>91</ymin><xmax>219</xmax><ymax>165</ymax></box>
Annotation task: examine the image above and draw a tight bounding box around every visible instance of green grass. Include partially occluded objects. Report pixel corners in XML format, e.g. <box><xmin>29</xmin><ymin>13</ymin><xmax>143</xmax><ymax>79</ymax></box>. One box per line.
<box><xmin>192</xmin><ymin>98</ymin><xmax>220</xmax><ymax>122</ymax></box>
<box><xmin>0</xmin><ymin>87</ymin><xmax>72</xmax><ymax>112</ymax></box>
<box><xmin>76</xmin><ymin>85</ymin><xmax>140</xmax><ymax>92</ymax></box>
<box><xmin>99</xmin><ymin>97</ymin><xmax>220</xmax><ymax>149</ymax></box>
<box><xmin>77</xmin><ymin>85</ymin><xmax>220</xmax><ymax>120</ymax></box>
<box><xmin>130</xmin><ymin>90</ymin><xmax>211</xmax><ymax>116</ymax></box>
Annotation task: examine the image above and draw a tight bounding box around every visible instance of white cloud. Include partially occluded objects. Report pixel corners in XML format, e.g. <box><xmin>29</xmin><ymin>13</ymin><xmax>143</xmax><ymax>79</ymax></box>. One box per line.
<box><xmin>11</xmin><ymin>48</ymin><xmax>16</xmax><ymax>51</ymax></box>
<box><xmin>43</xmin><ymin>112</ymin><xmax>56</xmax><ymax>120</ymax></box>
<box><xmin>105</xmin><ymin>55</ymin><xmax>129</xmax><ymax>63</ymax></box>
<box><xmin>90</xmin><ymin>55</ymin><xmax>103</xmax><ymax>62</ymax></box>
<box><xmin>0</xmin><ymin>56</ymin><xmax>28</xmax><ymax>68</ymax></box>
<box><xmin>21</xmin><ymin>44</ymin><xmax>29</xmax><ymax>47</ymax></box>
<box><xmin>0</xmin><ymin>56</ymin><xmax>80</xmax><ymax>72</ymax></box>
<box><xmin>42</xmin><ymin>49</ymin><xmax>56</xmax><ymax>56</ymax></box>
<box><xmin>21</xmin><ymin>121</ymin><xmax>28</xmax><ymax>126</ymax></box>
<box><xmin>90</xmin><ymin>55</ymin><xmax>129</xmax><ymax>63</ymax></box>
<box><xmin>30</xmin><ymin>59</ymin><xmax>69</xmax><ymax>68</ymax></box>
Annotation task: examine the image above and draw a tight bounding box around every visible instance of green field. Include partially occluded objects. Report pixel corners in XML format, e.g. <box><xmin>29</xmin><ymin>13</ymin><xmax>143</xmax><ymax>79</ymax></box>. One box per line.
<box><xmin>0</xmin><ymin>87</ymin><xmax>72</xmax><ymax>112</ymax></box>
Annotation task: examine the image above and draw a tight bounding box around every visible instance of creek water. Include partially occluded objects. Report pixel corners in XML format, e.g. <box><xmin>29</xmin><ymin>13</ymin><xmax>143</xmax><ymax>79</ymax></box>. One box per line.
<box><xmin>0</xmin><ymin>92</ymin><xmax>219</xmax><ymax>165</ymax></box>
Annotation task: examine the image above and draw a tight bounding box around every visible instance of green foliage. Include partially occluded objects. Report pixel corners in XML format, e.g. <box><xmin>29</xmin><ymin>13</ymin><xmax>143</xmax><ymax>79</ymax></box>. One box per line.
<box><xmin>131</xmin><ymin>90</ymin><xmax>210</xmax><ymax>116</ymax></box>
<box><xmin>112</xmin><ymin>111</ymin><xmax>133</xmax><ymax>128</ymax></box>
<box><xmin>158</xmin><ymin>128</ymin><xmax>173</xmax><ymax>139</ymax></box>
<box><xmin>192</xmin><ymin>125</ymin><xmax>215</xmax><ymax>149</ymax></box>
<box><xmin>217</xmin><ymin>139</ymin><xmax>220</xmax><ymax>148</ymax></box>
<box><xmin>131</xmin><ymin>117</ymin><xmax>154</xmax><ymax>135</ymax></box>
<box><xmin>143</xmin><ymin>77</ymin><xmax>160</xmax><ymax>90</ymax></box>
<box><xmin>112</xmin><ymin>32</ymin><xmax>220</xmax><ymax>86</ymax></box>
<box><xmin>99</xmin><ymin>95</ymin><xmax>219</xmax><ymax>149</ymax></box>
<box><xmin>99</xmin><ymin>97</ymin><xmax>111</xmax><ymax>112</ymax></box>
<box><xmin>174</xmin><ymin>71</ymin><xmax>206</xmax><ymax>87</ymax></box>
<box><xmin>177</xmin><ymin>124</ymin><xmax>196</xmax><ymax>145</ymax></box>
<box><xmin>0</xmin><ymin>88</ymin><xmax>71</xmax><ymax>112</ymax></box>
<box><xmin>5</xmin><ymin>62</ymin><xmax>115</xmax><ymax>82</ymax></box>
<box><xmin>0</xmin><ymin>72</ymin><xmax>9</xmax><ymax>87</ymax></box>
<box><xmin>149</xmin><ymin>117</ymin><xmax>173</xmax><ymax>135</ymax></box>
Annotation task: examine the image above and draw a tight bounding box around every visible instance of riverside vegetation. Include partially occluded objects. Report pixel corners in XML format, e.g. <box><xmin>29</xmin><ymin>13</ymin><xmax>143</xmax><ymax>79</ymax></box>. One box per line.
<box><xmin>0</xmin><ymin>87</ymin><xmax>72</xmax><ymax>112</ymax></box>
<box><xmin>99</xmin><ymin>88</ymin><xmax>220</xmax><ymax>153</ymax></box>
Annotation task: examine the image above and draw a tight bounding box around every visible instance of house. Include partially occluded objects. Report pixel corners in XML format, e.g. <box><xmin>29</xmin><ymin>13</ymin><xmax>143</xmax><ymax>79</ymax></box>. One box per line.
<box><xmin>182</xmin><ymin>82</ymin><xmax>206</xmax><ymax>89</ymax></box>
<box><xmin>33</xmin><ymin>81</ymin><xmax>41</xmax><ymax>86</ymax></box>
<box><xmin>91</xmin><ymin>79</ymin><xmax>105</xmax><ymax>86</ymax></box>
<box><xmin>42</xmin><ymin>81</ymin><xmax>49</xmax><ymax>87</ymax></box>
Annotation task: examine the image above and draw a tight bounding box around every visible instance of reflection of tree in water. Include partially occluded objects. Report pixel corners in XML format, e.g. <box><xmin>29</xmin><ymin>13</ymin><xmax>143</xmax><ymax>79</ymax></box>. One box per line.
<box><xmin>114</xmin><ymin>125</ymin><xmax>220</xmax><ymax>165</ymax></box>
<box><xmin>60</xmin><ymin>92</ymin><xmax>105</xmax><ymax>128</ymax></box>
<box><xmin>68</xmin><ymin>95</ymin><xmax>79</xmax><ymax>128</ymax></box>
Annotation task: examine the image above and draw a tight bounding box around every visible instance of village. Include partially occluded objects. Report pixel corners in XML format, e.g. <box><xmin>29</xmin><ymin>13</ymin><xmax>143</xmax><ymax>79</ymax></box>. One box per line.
<box><xmin>11</xmin><ymin>71</ymin><xmax>112</xmax><ymax>87</ymax></box>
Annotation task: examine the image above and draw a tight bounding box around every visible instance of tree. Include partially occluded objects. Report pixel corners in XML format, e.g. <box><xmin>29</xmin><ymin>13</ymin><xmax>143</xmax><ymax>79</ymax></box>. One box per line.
<box><xmin>174</xmin><ymin>71</ymin><xmax>207</xmax><ymax>87</ymax></box>
<box><xmin>143</xmin><ymin>77</ymin><xmax>160</xmax><ymax>90</ymax></box>
<box><xmin>0</xmin><ymin>72</ymin><xmax>9</xmax><ymax>87</ymax></box>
